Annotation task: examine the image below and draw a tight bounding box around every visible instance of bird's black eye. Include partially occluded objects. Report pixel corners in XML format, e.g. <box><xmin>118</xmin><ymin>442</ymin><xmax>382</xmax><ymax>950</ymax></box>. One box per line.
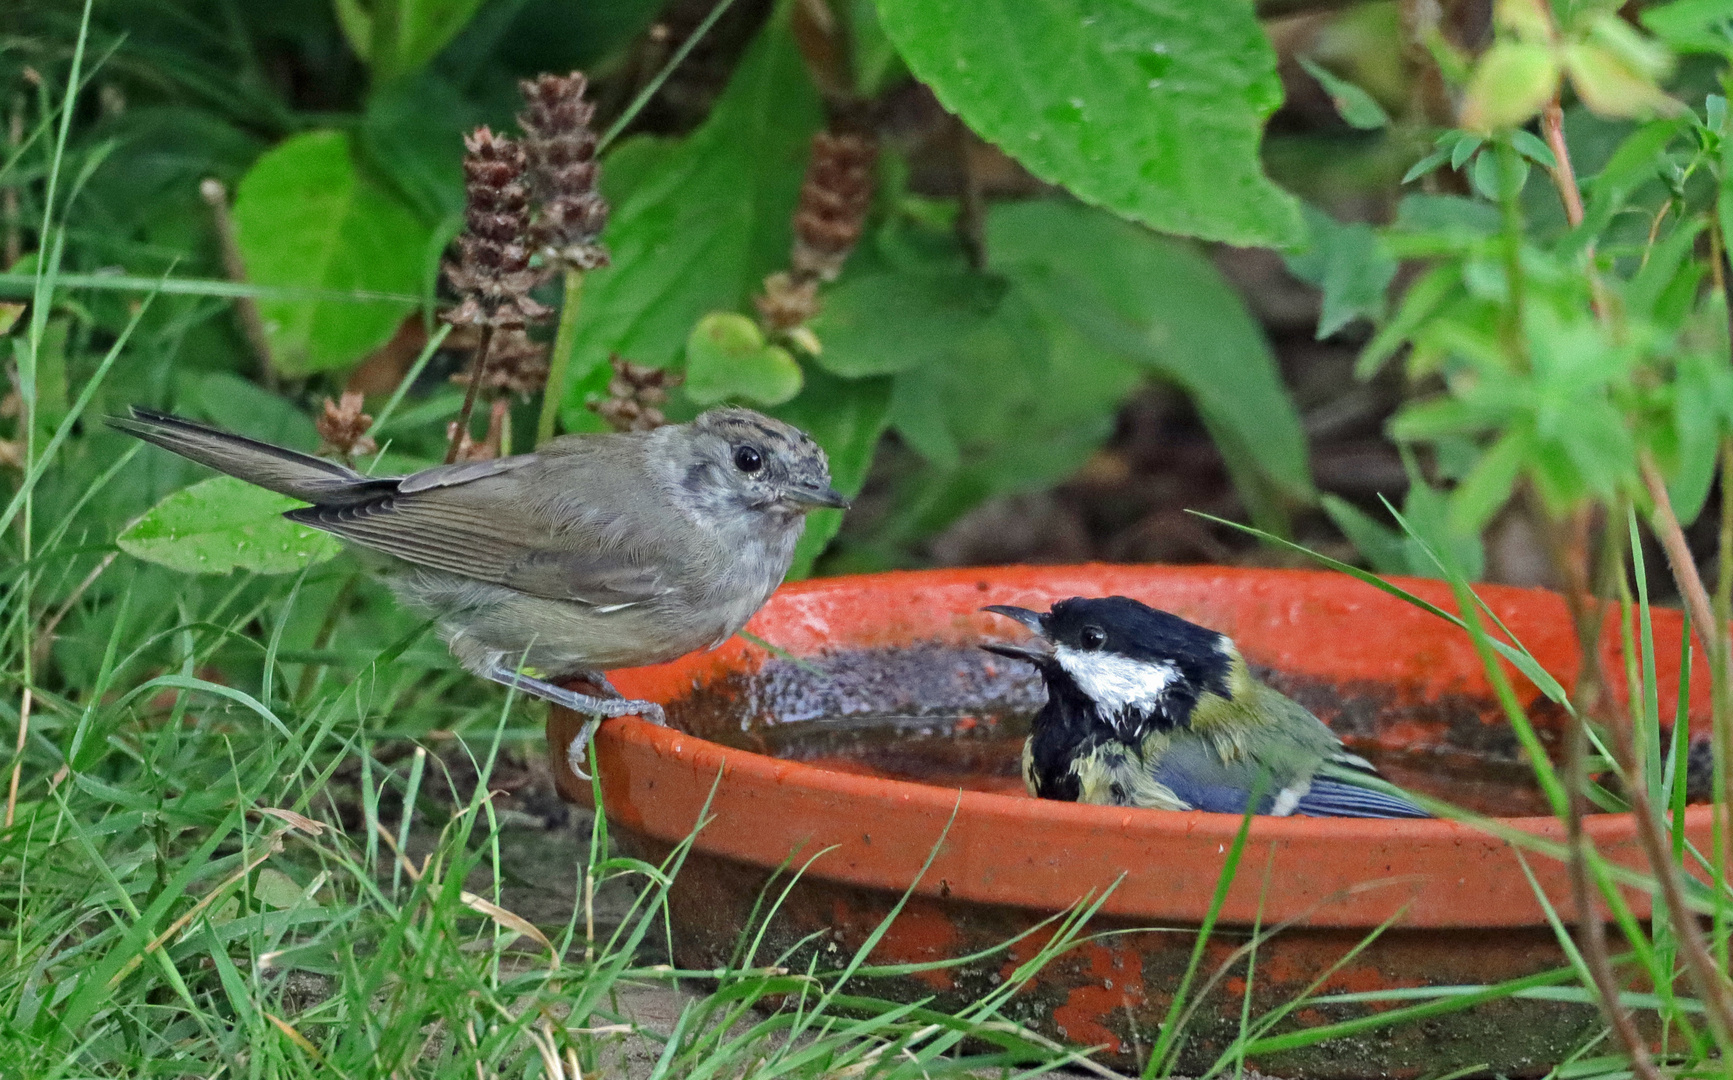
<box><xmin>733</xmin><ymin>445</ymin><xmax>764</xmax><ymax>473</ymax></box>
<box><xmin>1079</xmin><ymin>626</ymin><xmax>1106</xmax><ymax>650</ymax></box>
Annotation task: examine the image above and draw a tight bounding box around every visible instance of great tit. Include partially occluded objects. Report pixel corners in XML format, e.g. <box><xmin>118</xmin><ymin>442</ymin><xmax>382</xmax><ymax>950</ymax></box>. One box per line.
<box><xmin>982</xmin><ymin>597</ymin><xmax>1428</xmax><ymax>818</ymax></box>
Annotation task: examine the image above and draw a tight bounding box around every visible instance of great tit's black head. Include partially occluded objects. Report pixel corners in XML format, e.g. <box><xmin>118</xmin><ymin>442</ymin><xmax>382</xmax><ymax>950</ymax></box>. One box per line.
<box><xmin>983</xmin><ymin>596</ymin><xmax>1238</xmax><ymax>732</ymax></box>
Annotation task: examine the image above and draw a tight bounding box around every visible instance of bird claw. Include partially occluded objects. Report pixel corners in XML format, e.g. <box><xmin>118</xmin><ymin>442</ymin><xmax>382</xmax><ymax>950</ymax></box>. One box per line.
<box><xmin>480</xmin><ymin>662</ymin><xmax>665</xmax><ymax>780</ymax></box>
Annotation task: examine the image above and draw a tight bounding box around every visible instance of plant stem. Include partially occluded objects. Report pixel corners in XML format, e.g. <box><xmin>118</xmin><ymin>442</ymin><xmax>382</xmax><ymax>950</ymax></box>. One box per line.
<box><xmin>446</xmin><ymin>326</ymin><xmax>495</xmax><ymax>464</ymax></box>
<box><xmin>200</xmin><ymin>178</ymin><xmax>276</xmax><ymax>388</ymax></box>
<box><xmin>536</xmin><ymin>269</ymin><xmax>584</xmax><ymax>446</ymax></box>
<box><xmin>1540</xmin><ymin>102</ymin><xmax>1583</xmax><ymax>228</ymax></box>
<box><xmin>1606</xmin><ymin>465</ymin><xmax>1733</xmax><ymax>1046</ymax></box>
<box><xmin>1535</xmin><ymin>504</ymin><xmax>1661</xmax><ymax>1080</ymax></box>
<box><xmin>1641</xmin><ymin>454</ymin><xmax>1720</xmax><ymax>664</ymax></box>
<box><xmin>597</xmin><ymin>0</ymin><xmax>742</xmax><ymax>152</ymax></box>
<box><xmin>1534</xmin><ymin>96</ymin><xmax>1733</xmax><ymax>1054</ymax></box>
<box><xmin>4</xmin><ymin>686</ymin><xmax>29</xmax><ymax>828</ymax></box>
<box><xmin>1718</xmin><ymin>438</ymin><xmax>1733</xmax><ymax>960</ymax></box>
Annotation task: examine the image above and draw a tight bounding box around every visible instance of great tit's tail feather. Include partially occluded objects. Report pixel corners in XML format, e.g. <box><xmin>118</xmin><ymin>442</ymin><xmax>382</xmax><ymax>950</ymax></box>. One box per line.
<box><xmin>108</xmin><ymin>407</ymin><xmax>378</xmax><ymax>504</ymax></box>
<box><xmin>1296</xmin><ymin>774</ymin><xmax>1430</xmax><ymax>818</ymax></box>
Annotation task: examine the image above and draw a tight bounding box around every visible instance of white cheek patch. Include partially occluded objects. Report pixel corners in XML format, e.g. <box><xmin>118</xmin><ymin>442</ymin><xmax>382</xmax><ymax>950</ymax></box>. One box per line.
<box><xmin>1054</xmin><ymin>646</ymin><xmax>1176</xmax><ymax>725</ymax></box>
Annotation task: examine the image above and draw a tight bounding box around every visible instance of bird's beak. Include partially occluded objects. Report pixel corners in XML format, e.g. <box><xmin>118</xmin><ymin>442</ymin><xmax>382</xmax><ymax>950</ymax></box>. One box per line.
<box><xmin>983</xmin><ymin>605</ymin><xmax>1047</xmax><ymax>634</ymax></box>
<box><xmin>981</xmin><ymin>605</ymin><xmax>1053</xmax><ymax>665</ymax></box>
<box><xmin>782</xmin><ymin>484</ymin><xmax>851</xmax><ymax>510</ymax></box>
<box><xmin>981</xmin><ymin>640</ymin><xmax>1053</xmax><ymax>664</ymax></box>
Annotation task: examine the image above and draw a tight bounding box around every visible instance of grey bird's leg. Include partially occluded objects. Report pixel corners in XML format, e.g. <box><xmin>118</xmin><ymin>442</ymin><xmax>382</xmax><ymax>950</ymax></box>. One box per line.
<box><xmin>479</xmin><ymin>661</ymin><xmax>666</xmax><ymax>781</ymax></box>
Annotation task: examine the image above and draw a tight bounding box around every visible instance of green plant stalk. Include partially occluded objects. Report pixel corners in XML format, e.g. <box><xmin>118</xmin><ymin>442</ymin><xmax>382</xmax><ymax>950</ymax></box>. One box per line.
<box><xmin>10</xmin><ymin>2</ymin><xmax>92</xmax><ymax>832</ymax></box>
<box><xmin>369</xmin><ymin>321</ymin><xmax>451</xmax><ymax>436</ymax></box>
<box><xmin>536</xmin><ymin>268</ymin><xmax>584</xmax><ymax>446</ymax></box>
<box><xmin>598</xmin><ymin>0</ymin><xmax>742</xmax><ymax>152</ymax></box>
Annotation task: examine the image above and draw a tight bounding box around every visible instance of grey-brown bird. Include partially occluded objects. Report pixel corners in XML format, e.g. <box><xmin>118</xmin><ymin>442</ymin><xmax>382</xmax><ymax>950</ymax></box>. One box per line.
<box><xmin>110</xmin><ymin>406</ymin><xmax>846</xmax><ymax>773</ymax></box>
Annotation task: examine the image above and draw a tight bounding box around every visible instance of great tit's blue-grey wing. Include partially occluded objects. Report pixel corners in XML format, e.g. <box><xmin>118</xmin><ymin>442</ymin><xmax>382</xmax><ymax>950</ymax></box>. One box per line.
<box><xmin>1294</xmin><ymin>759</ymin><xmax>1430</xmax><ymax>818</ymax></box>
<box><xmin>285</xmin><ymin>450</ymin><xmax>676</xmax><ymax>608</ymax></box>
<box><xmin>1144</xmin><ymin>738</ymin><xmax>1280</xmax><ymax>815</ymax></box>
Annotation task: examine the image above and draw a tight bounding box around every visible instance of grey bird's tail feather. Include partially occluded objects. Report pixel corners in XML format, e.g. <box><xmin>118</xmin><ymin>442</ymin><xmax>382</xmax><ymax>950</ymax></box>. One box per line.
<box><xmin>107</xmin><ymin>407</ymin><xmax>383</xmax><ymax>505</ymax></box>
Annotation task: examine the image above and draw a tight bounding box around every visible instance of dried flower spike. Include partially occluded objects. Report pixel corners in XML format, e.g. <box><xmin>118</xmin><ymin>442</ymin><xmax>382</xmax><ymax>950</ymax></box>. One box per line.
<box><xmin>754</xmin><ymin>272</ymin><xmax>821</xmax><ymax>332</ymax></box>
<box><xmin>519</xmin><ymin>72</ymin><xmax>610</xmax><ymax>271</ymax></box>
<box><xmin>589</xmin><ymin>354</ymin><xmax>682</xmax><ymax>432</ymax></box>
<box><xmin>442</xmin><ymin>127</ymin><xmax>550</xmax><ymax>331</ymax></box>
<box><xmin>450</xmin><ymin>327</ymin><xmax>549</xmax><ymax>397</ymax></box>
<box><xmin>790</xmin><ymin>132</ymin><xmax>877</xmax><ymax>284</ymax></box>
<box><xmin>316</xmin><ymin>391</ymin><xmax>377</xmax><ymax>458</ymax></box>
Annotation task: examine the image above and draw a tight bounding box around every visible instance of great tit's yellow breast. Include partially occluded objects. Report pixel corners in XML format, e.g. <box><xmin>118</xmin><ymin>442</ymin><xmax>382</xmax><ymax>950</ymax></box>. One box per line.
<box><xmin>1073</xmin><ymin>740</ymin><xmax>1188</xmax><ymax>809</ymax></box>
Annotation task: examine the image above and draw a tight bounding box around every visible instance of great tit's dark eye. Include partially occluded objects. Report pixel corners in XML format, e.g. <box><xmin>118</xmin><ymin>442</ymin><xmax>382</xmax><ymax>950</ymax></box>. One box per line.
<box><xmin>1079</xmin><ymin>626</ymin><xmax>1106</xmax><ymax>650</ymax></box>
<box><xmin>733</xmin><ymin>446</ymin><xmax>764</xmax><ymax>474</ymax></box>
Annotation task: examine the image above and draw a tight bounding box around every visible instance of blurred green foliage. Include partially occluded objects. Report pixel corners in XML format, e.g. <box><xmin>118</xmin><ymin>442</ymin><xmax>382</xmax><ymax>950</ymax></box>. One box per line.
<box><xmin>4</xmin><ymin>0</ymin><xmax>1322</xmax><ymax>586</ymax></box>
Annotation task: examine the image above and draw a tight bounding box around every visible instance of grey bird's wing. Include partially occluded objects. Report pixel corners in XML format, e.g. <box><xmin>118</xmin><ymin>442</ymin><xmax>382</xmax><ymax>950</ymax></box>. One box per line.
<box><xmin>287</xmin><ymin>446</ymin><xmax>677</xmax><ymax>608</ymax></box>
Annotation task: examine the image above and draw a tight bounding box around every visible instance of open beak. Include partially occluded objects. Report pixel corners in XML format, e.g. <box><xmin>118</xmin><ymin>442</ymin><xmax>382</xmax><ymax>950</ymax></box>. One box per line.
<box><xmin>783</xmin><ymin>484</ymin><xmax>851</xmax><ymax>510</ymax></box>
<box><xmin>981</xmin><ymin>604</ymin><xmax>1053</xmax><ymax>664</ymax></box>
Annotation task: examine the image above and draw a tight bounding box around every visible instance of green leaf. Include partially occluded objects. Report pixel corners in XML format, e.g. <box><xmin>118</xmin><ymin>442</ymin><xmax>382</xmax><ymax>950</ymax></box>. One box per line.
<box><xmin>118</xmin><ymin>476</ymin><xmax>342</xmax><ymax>576</ymax></box>
<box><xmin>1447</xmin><ymin>428</ymin><xmax>1528</xmax><ymax>534</ymax></box>
<box><xmin>358</xmin><ymin>70</ymin><xmax>475</xmax><ymax>223</ymax></box>
<box><xmin>874</xmin><ymin>0</ymin><xmax>1302</xmax><ymax>247</ymax></box>
<box><xmin>1284</xmin><ymin>204</ymin><xmax>1397</xmax><ymax>339</ymax></box>
<box><xmin>851</xmin><ymin>0</ymin><xmax>907</xmax><ymax>97</ymax></box>
<box><xmin>1320</xmin><ymin>494</ymin><xmax>1407</xmax><ymax>574</ymax></box>
<box><xmin>1402</xmin><ymin>467</ymin><xmax>1485</xmax><ymax>580</ymax></box>
<box><xmin>1642</xmin><ymin>0</ymin><xmax>1733</xmax><ymax>56</ymax></box>
<box><xmin>557</xmin><ymin>15</ymin><xmax>822</xmax><ymax>431</ymax></box>
<box><xmin>883</xmin><ymin>285</ymin><xmax>1141</xmax><ymax>538</ymax></box>
<box><xmin>809</xmin><ymin>265</ymin><xmax>1005</xmax><ymax>377</ymax></box>
<box><xmin>1563</xmin><ymin>42</ymin><xmax>1677</xmax><ymax>121</ymax></box>
<box><xmin>684</xmin><ymin>312</ymin><xmax>804</xmax><ymax>406</ymax></box>
<box><xmin>1668</xmin><ymin>348</ymin><xmax>1731</xmax><ymax>524</ymax></box>
<box><xmin>1393</xmin><ymin>193</ymin><xmax>1503</xmax><ymax>237</ymax></box>
<box><xmin>1298</xmin><ymin>57</ymin><xmax>1390</xmax><ymax>130</ymax></box>
<box><xmin>1509</xmin><ymin>128</ymin><xmax>1557</xmax><ymax>169</ymax></box>
<box><xmin>987</xmin><ymin>200</ymin><xmax>1312</xmax><ymax>500</ymax></box>
<box><xmin>338</xmin><ymin>0</ymin><xmax>487</xmax><ymax>83</ymax></box>
<box><xmin>1359</xmin><ymin>262</ymin><xmax>1462</xmax><ymax>378</ymax></box>
<box><xmin>232</xmin><ymin>130</ymin><xmax>428</xmax><ymax>375</ymax></box>
<box><xmin>253</xmin><ymin>868</ymin><xmax>313</xmax><ymax>910</ymax></box>
<box><xmin>179</xmin><ymin>371</ymin><xmax>320</xmax><ymax>452</ymax></box>
<box><xmin>1402</xmin><ymin>146</ymin><xmax>1451</xmax><ymax>184</ymax></box>
<box><xmin>1460</xmin><ymin>41</ymin><xmax>1560</xmax><ymax>132</ymax></box>
<box><xmin>1593</xmin><ymin>118</ymin><xmax>1683</xmax><ymax>195</ymax></box>
<box><xmin>770</xmin><ymin>368</ymin><xmax>893</xmax><ymax>577</ymax></box>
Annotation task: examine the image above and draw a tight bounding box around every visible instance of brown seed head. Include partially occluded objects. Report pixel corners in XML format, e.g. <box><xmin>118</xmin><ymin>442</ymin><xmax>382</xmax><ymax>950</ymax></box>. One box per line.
<box><xmin>316</xmin><ymin>391</ymin><xmax>378</xmax><ymax>458</ymax></box>
<box><xmin>441</xmin><ymin>127</ymin><xmax>550</xmax><ymax>330</ymax></box>
<box><xmin>518</xmin><ymin>73</ymin><xmax>610</xmax><ymax>271</ymax></box>
<box><xmin>588</xmin><ymin>354</ymin><xmax>682</xmax><ymax>431</ymax></box>
<box><xmin>790</xmin><ymin>132</ymin><xmax>877</xmax><ymax>283</ymax></box>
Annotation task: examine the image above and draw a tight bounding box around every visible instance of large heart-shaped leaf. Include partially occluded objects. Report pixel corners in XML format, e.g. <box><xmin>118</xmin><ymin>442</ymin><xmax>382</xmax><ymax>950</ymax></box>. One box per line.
<box><xmin>987</xmin><ymin>200</ymin><xmax>1313</xmax><ymax>502</ymax></box>
<box><xmin>232</xmin><ymin>130</ymin><xmax>428</xmax><ymax>375</ymax></box>
<box><xmin>875</xmin><ymin>0</ymin><xmax>1302</xmax><ymax>247</ymax></box>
